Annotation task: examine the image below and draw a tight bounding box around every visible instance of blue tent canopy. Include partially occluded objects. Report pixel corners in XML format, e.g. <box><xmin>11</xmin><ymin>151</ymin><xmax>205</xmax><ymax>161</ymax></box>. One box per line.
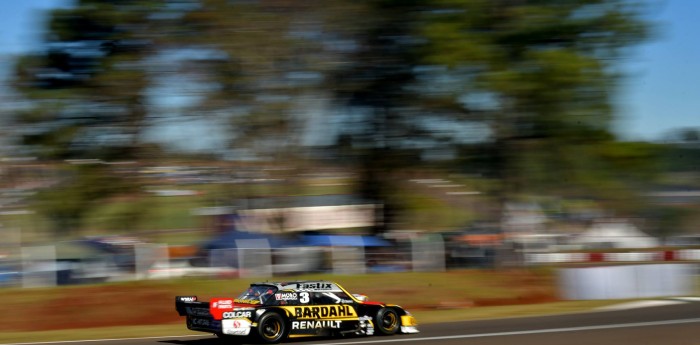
<box><xmin>301</xmin><ymin>234</ymin><xmax>391</xmax><ymax>247</ymax></box>
<box><xmin>203</xmin><ymin>230</ymin><xmax>301</xmax><ymax>250</ymax></box>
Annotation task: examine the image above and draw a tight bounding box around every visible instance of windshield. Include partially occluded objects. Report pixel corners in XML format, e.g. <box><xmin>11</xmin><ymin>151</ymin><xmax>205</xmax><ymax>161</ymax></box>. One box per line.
<box><xmin>236</xmin><ymin>285</ymin><xmax>278</xmax><ymax>304</ymax></box>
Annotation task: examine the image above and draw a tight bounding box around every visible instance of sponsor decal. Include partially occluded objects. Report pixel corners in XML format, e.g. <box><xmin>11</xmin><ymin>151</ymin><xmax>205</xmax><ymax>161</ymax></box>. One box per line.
<box><xmin>210</xmin><ymin>298</ymin><xmax>257</xmax><ymax>320</ymax></box>
<box><xmin>234</xmin><ymin>299</ymin><xmax>260</xmax><ymax>304</ymax></box>
<box><xmin>222</xmin><ymin>318</ymin><xmax>252</xmax><ymax>336</ymax></box>
<box><xmin>179</xmin><ymin>296</ymin><xmax>197</xmax><ymax>302</ymax></box>
<box><xmin>359</xmin><ymin>316</ymin><xmax>374</xmax><ymax>335</ymax></box>
<box><xmin>275</xmin><ymin>292</ymin><xmax>298</xmax><ymax>301</ymax></box>
<box><xmin>298</xmin><ymin>283</ymin><xmax>333</xmax><ymax>290</ymax></box>
<box><xmin>292</xmin><ymin>320</ymin><xmax>342</xmax><ymax>330</ymax></box>
<box><xmin>212</xmin><ymin>299</ymin><xmax>233</xmax><ymax>309</ymax></box>
<box><xmin>292</xmin><ymin>305</ymin><xmax>356</xmax><ymax>319</ymax></box>
<box><xmin>186</xmin><ymin>307</ymin><xmax>210</xmax><ymax>317</ymax></box>
<box><xmin>222</xmin><ymin>311</ymin><xmax>253</xmax><ymax>319</ymax></box>
<box><xmin>190</xmin><ymin>318</ymin><xmax>210</xmax><ymax>327</ymax></box>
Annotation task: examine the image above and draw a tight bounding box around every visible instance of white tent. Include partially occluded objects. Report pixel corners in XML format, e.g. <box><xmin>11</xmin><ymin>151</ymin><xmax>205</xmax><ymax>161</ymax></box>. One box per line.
<box><xmin>501</xmin><ymin>202</ymin><xmax>547</xmax><ymax>233</ymax></box>
<box><xmin>574</xmin><ymin>221</ymin><xmax>659</xmax><ymax>249</ymax></box>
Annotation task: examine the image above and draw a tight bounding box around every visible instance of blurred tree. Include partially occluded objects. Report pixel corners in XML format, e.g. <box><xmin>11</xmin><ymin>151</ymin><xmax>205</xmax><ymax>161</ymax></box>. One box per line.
<box><xmin>13</xmin><ymin>0</ymin><xmax>159</xmax><ymax>160</ymax></box>
<box><xmin>166</xmin><ymin>0</ymin><xmax>307</xmax><ymax>157</ymax></box>
<box><xmin>11</xmin><ymin>0</ymin><xmax>357</xmax><ymax>234</ymax></box>
<box><xmin>418</xmin><ymin>0</ymin><xmax>653</xmax><ymax>214</ymax></box>
<box><xmin>665</xmin><ymin>127</ymin><xmax>700</xmax><ymax>143</ymax></box>
<box><xmin>11</xmin><ymin>0</ymin><xmax>162</xmax><ymax>236</ymax></box>
<box><xmin>330</xmin><ymin>0</ymin><xmax>654</xmax><ymax>230</ymax></box>
<box><xmin>157</xmin><ymin>0</ymin><xmax>344</xmax><ymax>212</ymax></box>
<box><xmin>646</xmin><ymin>205</ymin><xmax>692</xmax><ymax>241</ymax></box>
<box><xmin>658</xmin><ymin>128</ymin><xmax>700</xmax><ymax>182</ymax></box>
<box><xmin>329</xmin><ymin>0</ymin><xmax>429</xmax><ymax>233</ymax></box>
<box><xmin>34</xmin><ymin>162</ymin><xmax>134</xmax><ymax>237</ymax></box>
<box><xmin>9</xmin><ymin>0</ymin><xmax>656</xmax><ymax>237</ymax></box>
<box><xmin>680</xmin><ymin>129</ymin><xmax>700</xmax><ymax>143</ymax></box>
<box><xmin>168</xmin><ymin>0</ymin><xmax>366</xmax><ymax>151</ymax></box>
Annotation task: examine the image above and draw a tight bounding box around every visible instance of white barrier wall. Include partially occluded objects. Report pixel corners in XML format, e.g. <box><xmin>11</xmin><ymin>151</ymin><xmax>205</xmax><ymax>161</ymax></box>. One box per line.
<box><xmin>559</xmin><ymin>264</ymin><xmax>695</xmax><ymax>300</ymax></box>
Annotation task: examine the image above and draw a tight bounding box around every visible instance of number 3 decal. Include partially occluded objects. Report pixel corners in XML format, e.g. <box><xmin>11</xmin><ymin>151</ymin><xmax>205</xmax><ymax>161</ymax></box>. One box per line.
<box><xmin>299</xmin><ymin>292</ymin><xmax>310</xmax><ymax>304</ymax></box>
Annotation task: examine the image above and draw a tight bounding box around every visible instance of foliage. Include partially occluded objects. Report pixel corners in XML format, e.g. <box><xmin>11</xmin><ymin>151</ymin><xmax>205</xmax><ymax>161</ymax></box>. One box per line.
<box><xmin>417</xmin><ymin>0</ymin><xmax>653</xmax><ymax>211</ymax></box>
<box><xmin>12</xmin><ymin>1</ymin><xmax>157</xmax><ymax>160</ymax></box>
<box><xmin>8</xmin><ymin>0</ymin><xmax>657</xmax><ymax>235</ymax></box>
<box><xmin>659</xmin><ymin>145</ymin><xmax>700</xmax><ymax>174</ymax></box>
<box><xmin>33</xmin><ymin>163</ymin><xmax>137</xmax><ymax>236</ymax></box>
<box><xmin>327</xmin><ymin>0</ymin><xmax>654</xmax><ymax>224</ymax></box>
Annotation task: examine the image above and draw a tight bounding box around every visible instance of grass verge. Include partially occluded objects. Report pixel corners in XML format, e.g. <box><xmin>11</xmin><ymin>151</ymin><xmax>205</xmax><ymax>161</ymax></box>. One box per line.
<box><xmin>0</xmin><ymin>269</ymin><xmax>645</xmax><ymax>344</ymax></box>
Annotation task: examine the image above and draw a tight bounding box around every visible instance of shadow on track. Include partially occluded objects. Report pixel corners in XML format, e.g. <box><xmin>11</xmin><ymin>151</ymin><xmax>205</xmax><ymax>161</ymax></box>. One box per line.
<box><xmin>159</xmin><ymin>339</ymin><xmax>222</xmax><ymax>345</ymax></box>
<box><xmin>159</xmin><ymin>335</ymin><xmax>349</xmax><ymax>345</ymax></box>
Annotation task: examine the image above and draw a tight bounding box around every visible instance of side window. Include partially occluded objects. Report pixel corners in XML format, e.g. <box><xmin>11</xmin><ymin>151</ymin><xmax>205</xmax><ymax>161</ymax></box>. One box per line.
<box><xmin>311</xmin><ymin>292</ymin><xmax>330</xmax><ymax>305</ymax></box>
<box><xmin>334</xmin><ymin>291</ymin><xmax>352</xmax><ymax>302</ymax></box>
<box><xmin>311</xmin><ymin>292</ymin><xmax>348</xmax><ymax>305</ymax></box>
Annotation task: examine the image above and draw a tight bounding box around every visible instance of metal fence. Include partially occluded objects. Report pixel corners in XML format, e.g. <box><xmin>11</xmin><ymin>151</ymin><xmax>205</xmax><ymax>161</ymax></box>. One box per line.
<box><xmin>11</xmin><ymin>234</ymin><xmax>700</xmax><ymax>295</ymax></box>
<box><xmin>7</xmin><ymin>234</ymin><xmax>449</xmax><ymax>287</ymax></box>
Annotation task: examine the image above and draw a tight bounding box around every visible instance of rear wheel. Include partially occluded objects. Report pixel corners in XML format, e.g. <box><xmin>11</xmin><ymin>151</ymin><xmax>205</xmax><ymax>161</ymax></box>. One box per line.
<box><xmin>257</xmin><ymin>312</ymin><xmax>287</xmax><ymax>344</ymax></box>
<box><xmin>375</xmin><ymin>308</ymin><xmax>400</xmax><ymax>335</ymax></box>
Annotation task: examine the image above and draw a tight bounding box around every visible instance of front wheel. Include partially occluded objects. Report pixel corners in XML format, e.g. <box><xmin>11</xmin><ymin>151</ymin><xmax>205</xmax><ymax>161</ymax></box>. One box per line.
<box><xmin>257</xmin><ymin>312</ymin><xmax>287</xmax><ymax>344</ymax></box>
<box><xmin>374</xmin><ymin>307</ymin><xmax>400</xmax><ymax>335</ymax></box>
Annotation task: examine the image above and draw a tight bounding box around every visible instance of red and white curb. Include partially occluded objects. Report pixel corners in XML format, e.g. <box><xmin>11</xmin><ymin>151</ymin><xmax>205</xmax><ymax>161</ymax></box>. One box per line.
<box><xmin>526</xmin><ymin>249</ymin><xmax>700</xmax><ymax>264</ymax></box>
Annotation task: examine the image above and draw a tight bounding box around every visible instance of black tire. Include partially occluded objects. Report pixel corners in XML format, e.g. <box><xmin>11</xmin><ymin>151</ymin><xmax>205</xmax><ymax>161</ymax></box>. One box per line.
<box><xmin>374</xmin><ymin>308</ymin><xmax>400</xmax><ymax>335</ymax></box>
<box><xmin>257</xmin><ymin>312</ymin><xmax>287</xmax><ymax>344</ymax></box>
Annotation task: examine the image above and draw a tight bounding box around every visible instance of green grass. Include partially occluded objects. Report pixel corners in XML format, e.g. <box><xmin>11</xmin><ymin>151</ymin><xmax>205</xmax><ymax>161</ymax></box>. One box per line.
<box><xmin>0</xmin><ymin>269</ymin><xmax>693</xmax><ymax>344</ymax></box>
<box><xmin>8</xmin><ymin>174</ymin><xmax>482</xmax><ymax>245</ymax></box>
<box><xmin>15</xmin><ymin>180</ymin><xmax>355</xmax><ymax>243</ymax></box>
<box><xmin>84</xmin><ymin>193</ymin><xmax>209</xmax><ymax>232</ymax></box>
<box><xmin>392</xmin><ymin>189</ymin><xmax>476</xmax><ymax>231</ymax></box>
<box><xmin>0</xmin><ymin>270</ymin><xmax>555</xmax><ymax>341</ymax></box>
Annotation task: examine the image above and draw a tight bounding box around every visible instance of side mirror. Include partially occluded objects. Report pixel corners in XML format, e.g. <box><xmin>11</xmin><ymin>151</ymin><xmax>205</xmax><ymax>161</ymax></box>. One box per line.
<box><xmin>353</xmin><ymin>294</ymin><xmax>368</xmax><ymax>302</ymax></box>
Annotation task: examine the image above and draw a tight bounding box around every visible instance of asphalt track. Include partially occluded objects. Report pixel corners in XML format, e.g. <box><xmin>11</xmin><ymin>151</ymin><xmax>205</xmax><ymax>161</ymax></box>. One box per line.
<box><xmin>12</xmin><ymin>299</ymin><xmax>700</xmax><ymax>345</ymax></box>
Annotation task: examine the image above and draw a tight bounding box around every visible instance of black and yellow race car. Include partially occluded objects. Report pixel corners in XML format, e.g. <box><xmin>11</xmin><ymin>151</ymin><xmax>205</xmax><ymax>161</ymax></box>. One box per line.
<box><xmin>175</xmin><ymin>280</ymin><xmax>418</xmax><ymax>343</ymax></box>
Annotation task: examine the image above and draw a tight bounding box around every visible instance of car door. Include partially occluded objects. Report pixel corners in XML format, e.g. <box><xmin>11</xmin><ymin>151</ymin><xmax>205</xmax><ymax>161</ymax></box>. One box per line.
<box><xmin>285</xmin><ymin>290</ymin><xmax>357</xmax><ymax>336</ymax></box>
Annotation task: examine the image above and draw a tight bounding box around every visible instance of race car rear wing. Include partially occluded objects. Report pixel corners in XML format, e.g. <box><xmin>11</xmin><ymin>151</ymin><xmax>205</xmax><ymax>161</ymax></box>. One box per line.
<box><xmin>175</xmin><ymin>296</ymin><xmax>210</xmax><ymax>316</ymax></box>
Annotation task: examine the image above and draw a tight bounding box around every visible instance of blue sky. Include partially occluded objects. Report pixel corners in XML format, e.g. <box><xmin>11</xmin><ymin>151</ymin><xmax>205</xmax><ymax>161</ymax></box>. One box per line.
<box><xmin>0</xmin><ymin>0</ymin><xmax>67</xmax><ymax>55</ymax></box>
<box><xmin>616</xmin><ymin>0</ymin><xmax>700</xmax><ymax>141</ymax></box>
<box><xmin>1</xmin><ymin>0</ymin><xmax>698</xmax><ymax>143</ymax></box>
